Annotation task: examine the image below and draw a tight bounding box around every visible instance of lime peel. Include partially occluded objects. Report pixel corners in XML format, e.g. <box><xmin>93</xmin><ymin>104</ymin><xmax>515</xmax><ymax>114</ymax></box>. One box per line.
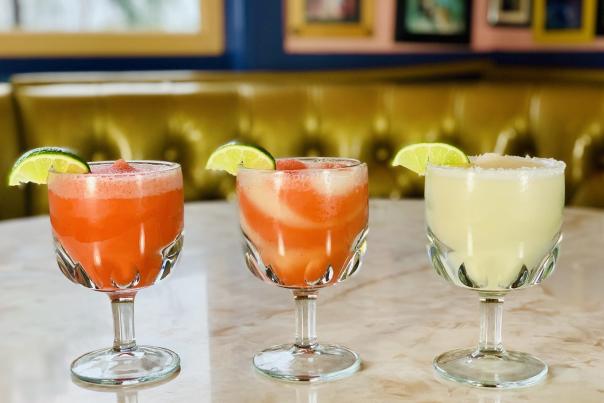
<box><xmin>8</xmin><ymin>147</ymin><xmax>90</xmax><ymax>186</ymax></box>
<box><xmin>205</xmin><ymin>141</ymin><xmax>275</xmax><ymax>176</ymax></box>
<box><xmin>391</xmin><ymin>143</ymin><xmax>470</xmax><ymax>175</ymax></box>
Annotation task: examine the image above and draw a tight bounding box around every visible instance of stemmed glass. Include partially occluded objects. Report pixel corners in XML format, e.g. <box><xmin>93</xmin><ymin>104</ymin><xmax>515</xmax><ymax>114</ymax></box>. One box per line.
<box><xmin>47</xmin><ymin>160</ymin><xmax>184</xmax><ymax>386</ymax></box>
<box><xmin>237</xmin><ymin>157</ymin><xmax>369</xmax><ymax>382</ymax></box>
<box><xmin>425</xmin><ymin>154</ymin><xmax>565</xmax><ymax>388</ymax></box>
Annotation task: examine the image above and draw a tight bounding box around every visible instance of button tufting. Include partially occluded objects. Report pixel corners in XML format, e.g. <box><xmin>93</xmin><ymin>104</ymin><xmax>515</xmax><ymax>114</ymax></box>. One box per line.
<box><xmin>91</xmin><ymin>151</ymin><xmax>108</xmax><ymax>161</ymax></box>
<box><xmin>164</xmin><ymin>147</ymin><xmax>179</xmax><ymax>162</ymax></box>
<box><xmin>8</xmin><ymin>78</ymin><xmax>604</xmax><ymax>215</ymax></box>
<box><xmin>374</xmin><ymin>145</ymin><xmax>392</xmax><ymax>163</ymax></box>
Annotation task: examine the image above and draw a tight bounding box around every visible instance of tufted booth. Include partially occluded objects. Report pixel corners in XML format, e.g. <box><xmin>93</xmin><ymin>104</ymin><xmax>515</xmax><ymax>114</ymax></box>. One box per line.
<box><xmin>0</xmin><ymin>84</ymin><xmax>26</xmax><ymax>219</ymax></box>
<box><xmin>3</xmin><ymin>67</ymin><xmax>604</xmax><ymax>217</ymax></box>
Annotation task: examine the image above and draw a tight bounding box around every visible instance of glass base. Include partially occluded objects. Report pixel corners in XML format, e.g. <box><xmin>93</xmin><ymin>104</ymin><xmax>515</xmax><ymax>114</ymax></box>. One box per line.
<box><xmin>71</xmin><ymin>345</ymin><xmax>180</xmax><ymax>386</ymax></box>
<box><xmin>253</xmin><ymin>343</ymin><xmax>361</xmax><ymax>383</ymax></box>
<box><xmin>433</xmin><ymin>348</ymin><xmax>547</xmax><ymax>389</ymax></box>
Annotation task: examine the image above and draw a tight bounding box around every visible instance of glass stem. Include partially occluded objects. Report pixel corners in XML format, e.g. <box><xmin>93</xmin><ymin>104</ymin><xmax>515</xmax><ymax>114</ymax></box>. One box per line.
<box><xmin>293</xmin><ymin>291</ymin><xmax>318</xmax><ymax>348</ymax></box>
<box><xmin>478</xmin><ymin>296</ymin><xmax>505</xmax><ymax>354</ymax></box>
<box><xmin>117</xmin><ymin>391</ymin><xmax>139</xmax><ymax>403</ymax></box>
<box><xmin>111</xmin><ymin>296</ymin><xmax>137</xmax><ymax>352</ymax></box>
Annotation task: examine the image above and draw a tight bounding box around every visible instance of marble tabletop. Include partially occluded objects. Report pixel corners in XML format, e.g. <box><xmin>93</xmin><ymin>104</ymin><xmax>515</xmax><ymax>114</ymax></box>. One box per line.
<box><xmin>1</xmin><ymin>200</ymin><xmax>604</xmax><ymax>403</ymax></box>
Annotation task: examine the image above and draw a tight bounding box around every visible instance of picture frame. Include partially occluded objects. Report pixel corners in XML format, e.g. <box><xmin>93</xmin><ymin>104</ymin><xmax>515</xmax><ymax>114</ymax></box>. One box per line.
<box><xmin>597</xmin><ymin>0</ymin><xmax>604</xmax><ymax>35</ymax></box>
<box><xmin>395</xmin><ymin>0</ymin><xmax>472</xmax><ymax>43</ymax></box>
<box><xmin>286</xmin><ymin>0</ymin><xmax>375</xmax><ymax>37</ymax></box>
<box><xmin>533</xmin><ymin>0</ymin><xmax>596</xmax><ymax>43</ymax></box>
<box><xmin>0</xmin><ymin>0</ymin><xmax>223</xmax><ymax>57</ymax></box>
<box><xmin>487</xmin><ymin>0</ymin><xmax>532</xmax><ymax>26</ymax></box>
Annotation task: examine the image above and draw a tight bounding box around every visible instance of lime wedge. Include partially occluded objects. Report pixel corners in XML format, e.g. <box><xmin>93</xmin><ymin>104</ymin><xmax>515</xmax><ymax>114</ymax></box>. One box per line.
<box><xmin>391</xmin><ymin>143</ymin><xmax>470</xmax><ymax>175</ymax></box>
<box><xmin>8</xmin><ymin>147</ymin><xmax>90</xmax><ymax>186</ymax></box>
<box><xmin>205</xmin><ymin>142</ymin><xmax>275</xmax><ymax>176</ymax></box>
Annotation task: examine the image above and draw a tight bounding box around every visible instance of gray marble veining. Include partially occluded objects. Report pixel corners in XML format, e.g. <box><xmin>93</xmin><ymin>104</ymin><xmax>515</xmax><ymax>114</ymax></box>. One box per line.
<box><xmin>0</xmin><ymin>200</ymin><xmax>603</xmax><ymax>402</ymax></box>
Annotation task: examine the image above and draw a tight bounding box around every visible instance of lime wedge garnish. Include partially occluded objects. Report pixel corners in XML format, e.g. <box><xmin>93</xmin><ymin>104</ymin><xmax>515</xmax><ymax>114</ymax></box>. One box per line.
<box><xmin>205</xmin><ymin>142</ymin><xmax>275</xmax><ymax>176</ymax></box>
<box><xmin>391</xmin><ymin>143</ymin><xmax>470</xmax><ymax>175</ymax></box>
<box><xmin>8</xmin><ymin>147</ymin><xmax>90</xmax><ymax>186</ymax></box>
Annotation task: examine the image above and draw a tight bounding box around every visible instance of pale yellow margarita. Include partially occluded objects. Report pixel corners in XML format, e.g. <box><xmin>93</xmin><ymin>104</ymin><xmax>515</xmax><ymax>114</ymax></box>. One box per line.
<box><xmin>425</xmin><ymin>154</ymin><xmax>565</xmax><ymax>291</ymax></box>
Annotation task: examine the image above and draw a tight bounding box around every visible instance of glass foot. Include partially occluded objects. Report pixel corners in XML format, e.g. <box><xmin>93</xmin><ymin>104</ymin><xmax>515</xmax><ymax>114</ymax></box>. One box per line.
<box><xmin>71</xmin><ymin>345</ymin><xmax>180</xmax><ymax>386</ymax></box>
<box><xmin>253</xmin><ymin>343</ymin><xmax>361</xmax><ymax>383</ymax></box>
<box><xmin>433</xmin><ymin>348</ymin><xmax>547</xmax><ymax>389</ymax></box>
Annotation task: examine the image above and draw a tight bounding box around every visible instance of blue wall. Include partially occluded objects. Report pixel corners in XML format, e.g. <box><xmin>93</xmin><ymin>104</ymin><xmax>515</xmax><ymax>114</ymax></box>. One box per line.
<box><xmin>0</xmin><ymin>56</ymin><xmax>229</xmax><ymax>82</ymax></box>
<box><xmin>1</xmin><ymin>0</ymin><xmax>603</xmax><ymax>81</ymax></box>
<box><xmin>492</xmin><ymin>52</ymin><xmax>604</xmax><ymax>68</ymax></box>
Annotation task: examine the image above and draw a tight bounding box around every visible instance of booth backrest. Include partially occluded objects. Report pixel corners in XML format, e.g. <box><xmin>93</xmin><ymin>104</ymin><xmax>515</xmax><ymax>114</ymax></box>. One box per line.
<box><xmin>0</xmin><ymin>84</ymin><xmax>25</xmax><ymax>219</ymax></box>
<box><xmin>3</xmin><ymin>70</ymin><xmax>604</xmax><ymax>216</ymax></box>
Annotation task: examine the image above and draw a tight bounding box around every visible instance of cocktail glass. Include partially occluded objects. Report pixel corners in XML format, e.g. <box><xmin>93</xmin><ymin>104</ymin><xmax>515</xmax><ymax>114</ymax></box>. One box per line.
<box><xmin>425</xmin><ymin>154</ymin><xmax>565</xmax><ymax>388</ymax></box>
<box><xmin>47</xmin><ymin>160</ymin><xmax>184</xmax><ymax>386</ymax></box>
<box><xmin>237</xmin><ymin>157</ymin><xmax>369</xmax><ymax>382</ymax></box>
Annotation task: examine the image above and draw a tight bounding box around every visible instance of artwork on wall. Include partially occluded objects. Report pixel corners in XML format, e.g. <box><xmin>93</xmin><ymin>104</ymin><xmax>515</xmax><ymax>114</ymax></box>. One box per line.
<box><xmin>395</xmin><ymin>0</ymin><xmax>471</xmax><ymax>43</ymax></box>
<box><xmin>286</xmin><ymin>0</ymin><xmax>375</xmax><ymax>37</ymax></box>
<box><xmin>597</xmin><ymin>0</ymin><xmax>604</xmax><ymax>34</ymax></box>
<box><xmin>533</xmin><ymin>0</ymin><xmax>596</xmax><ymax>43</ymax></box>
<box><xmin>487</xmin><ymin>0</ymin><xmax>532</xmax><ymax>26</ymax></box>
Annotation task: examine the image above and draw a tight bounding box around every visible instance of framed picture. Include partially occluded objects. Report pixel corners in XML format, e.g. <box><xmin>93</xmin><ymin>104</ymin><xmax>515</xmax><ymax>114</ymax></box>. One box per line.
<box><xmin>286</xmin><ymin>0</ymin><xmax>375</xmax><ymax>37</ymax></box>
<box><xmin>533</xmin><ymin>0</ymin><xmax>596</xmax><ymax>43</ymax></box>
<box><xmin>597</xmin><ymin>0</ymin><xmax>604</xmax><ymax>35</ymax></box>
<box><xmin>487</xmin><ymin>0</ymin><xmax>532</xmax><ymax>26</ymax></box>
<box><xmin>0</xmin><ymin>0</ymin><xmax>223</xmax><ymax>57</ymax></box>
<box><xmin>395</xmin><ymin>0</ymin><xmax>472</xmax><ymax>43</ymax></box>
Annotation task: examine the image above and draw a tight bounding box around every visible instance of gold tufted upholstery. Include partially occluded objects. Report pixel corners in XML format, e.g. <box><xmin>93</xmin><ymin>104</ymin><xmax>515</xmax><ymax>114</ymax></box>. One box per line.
<box><xmin>0</xmin><ymin>84</ymin><xmax>26</xmax><ymax>219</ymax></box>
<box><xmin>4</xmin><ymin>67</ymin><xmax>604</xmax><ymax>217</ymax></box>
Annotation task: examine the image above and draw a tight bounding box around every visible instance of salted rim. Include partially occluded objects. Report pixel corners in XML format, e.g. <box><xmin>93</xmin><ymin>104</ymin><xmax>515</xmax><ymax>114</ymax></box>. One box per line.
<box><xmin>427</xmin><ymin>154</ymin><xmax>566</xmax><ymax>177</ymax></box>
<box><xmin>238</xmin><ymin>157</ymin><xmax>365</xmax><ymax>174</ymax></box>
<box><xmin>48</xmin><ymin>160</ymin><xmax>181</xmax><ymax>177</ymax></box>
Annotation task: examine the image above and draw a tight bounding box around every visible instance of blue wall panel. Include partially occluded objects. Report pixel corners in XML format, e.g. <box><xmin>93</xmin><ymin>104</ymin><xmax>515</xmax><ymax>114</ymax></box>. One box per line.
<box><xmin>492</xmin><ymin>52</ymin><xmax>604</xmax><ymax>68</ymax></box>
<box><xmin>0</xmin><ymin>56</ymin><xmax>229</xmax><ymax>82</ymax></box>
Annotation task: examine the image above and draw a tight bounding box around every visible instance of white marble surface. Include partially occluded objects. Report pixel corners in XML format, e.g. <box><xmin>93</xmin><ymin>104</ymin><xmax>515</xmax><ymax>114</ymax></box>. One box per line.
<box><xmin>1</xmin><ymin>200</ymin><xmax>604</xmax><ymax>402</ymax></box>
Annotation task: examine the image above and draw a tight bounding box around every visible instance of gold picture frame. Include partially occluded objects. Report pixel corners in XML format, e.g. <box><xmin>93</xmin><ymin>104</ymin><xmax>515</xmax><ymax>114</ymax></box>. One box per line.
<box><xmin>487</xmin><ymin>0</ymin><xmax>531</xmax><ymax>26</ymax></box>
<box><xmin>287</xmin><ymin>0</ymin><xmax>375</xmax><ymax>37</ymax></box>
<box><xmin>0</xmin><ymin>0</ymin><xmax>223</xmax><ymax>57</ymax></box>
<box><xmin>533</xmin><ymin>0</ymin><xmax>596</xmax><ymax>44</ymax></box>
